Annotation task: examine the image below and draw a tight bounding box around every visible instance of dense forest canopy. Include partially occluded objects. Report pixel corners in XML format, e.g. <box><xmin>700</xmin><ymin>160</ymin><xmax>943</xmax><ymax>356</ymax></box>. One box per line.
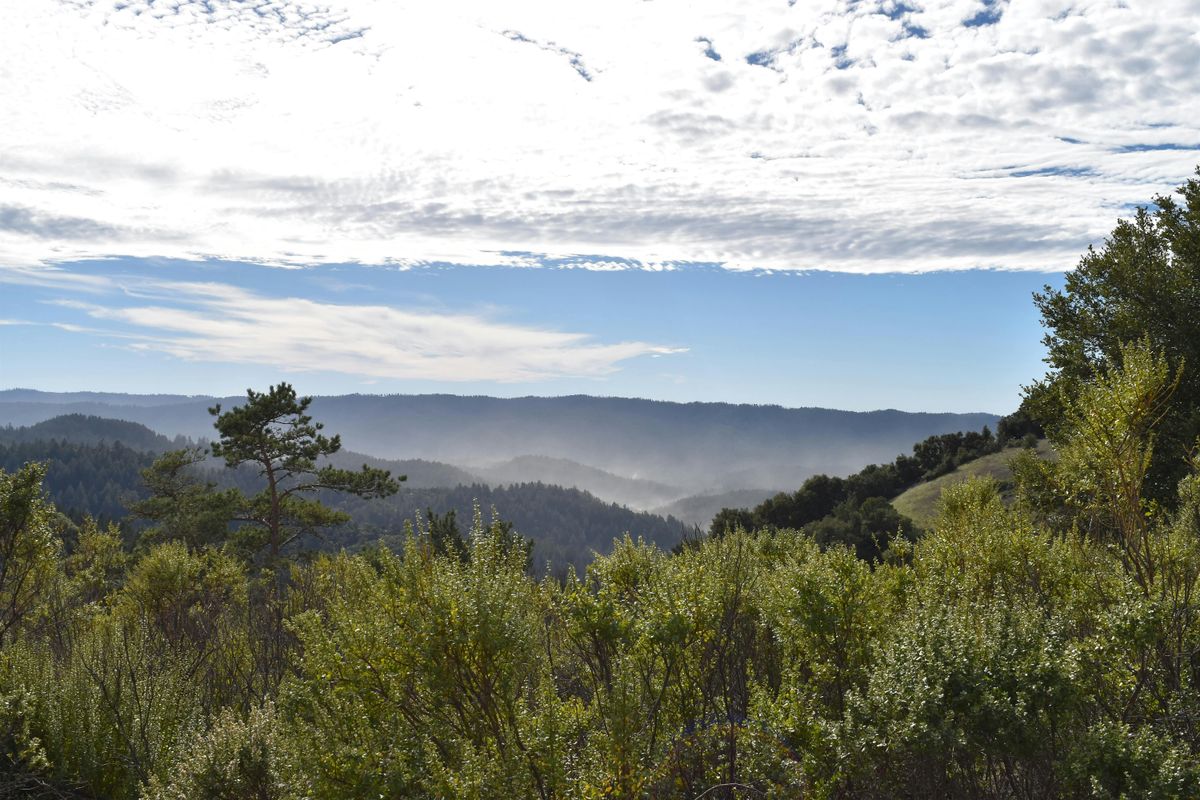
<box><xmin>0</xmin><ymin>169</ymin><xmax>1199</xmax><ymax>798</ymax></box>
<box><xmin>0</xmin><ymin>415</ymin><xmax>184</xmax><ymax>452</ymax></box>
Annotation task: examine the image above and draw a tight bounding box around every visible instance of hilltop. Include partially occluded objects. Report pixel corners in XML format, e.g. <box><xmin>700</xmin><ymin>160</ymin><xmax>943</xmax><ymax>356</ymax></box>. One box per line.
<box><xmin>891</xmin><ymin>439</ymin><xmax>1057</xmax><ymax>528</ymax></box>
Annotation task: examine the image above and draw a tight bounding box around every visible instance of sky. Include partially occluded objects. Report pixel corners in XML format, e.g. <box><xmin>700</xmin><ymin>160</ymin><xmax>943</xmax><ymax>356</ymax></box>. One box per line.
<box><xmin>1</xmin><ymin>0</ymin><xmax>1198</xmax><ymax>412</ymax></box>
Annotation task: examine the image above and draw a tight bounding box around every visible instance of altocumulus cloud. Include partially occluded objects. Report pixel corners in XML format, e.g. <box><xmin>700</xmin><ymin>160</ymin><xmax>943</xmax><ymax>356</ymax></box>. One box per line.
<box><xmin>50</xmin><ymin>281</ymin><xmax>684</xmax><ymax>382</ymax></box>
<box><xmin>1</xmin><ymin>0</ymin><xmax>1199</xmax><ymax>272</ymax></box>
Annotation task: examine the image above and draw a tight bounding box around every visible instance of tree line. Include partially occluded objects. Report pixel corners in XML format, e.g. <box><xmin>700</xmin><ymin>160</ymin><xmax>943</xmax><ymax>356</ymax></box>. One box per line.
<box><xmin>709</xmin><ymin>414</ymin><xmax>1039</xmax><ymax>558</ymax></box>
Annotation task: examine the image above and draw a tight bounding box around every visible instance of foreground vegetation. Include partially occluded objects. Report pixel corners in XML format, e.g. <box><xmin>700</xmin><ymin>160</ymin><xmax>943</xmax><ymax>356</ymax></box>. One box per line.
<box><xmin>0</xmin><ymin>341</ymin><xmax>1195</xmax><ymax>798</ymax></box>
<box><xmin>0</xmin><ymin>171</ymin><xmax>1197</xmax><ymax>798</ymax></box>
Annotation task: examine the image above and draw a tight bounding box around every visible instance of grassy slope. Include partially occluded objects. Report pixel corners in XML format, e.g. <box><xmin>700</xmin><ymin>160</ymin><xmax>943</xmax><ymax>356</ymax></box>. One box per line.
<box><xmin>891</xmin><ymin>440</ymin><xmax>1055</xmax><ymax>529</ymax></box>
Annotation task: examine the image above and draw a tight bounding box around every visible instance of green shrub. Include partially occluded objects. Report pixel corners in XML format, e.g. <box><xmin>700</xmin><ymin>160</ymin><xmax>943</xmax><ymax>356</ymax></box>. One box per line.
<box><xmin>143</xmin><ymin>703</ymin><xmax>290</xmax><ymax>800</ymax></box>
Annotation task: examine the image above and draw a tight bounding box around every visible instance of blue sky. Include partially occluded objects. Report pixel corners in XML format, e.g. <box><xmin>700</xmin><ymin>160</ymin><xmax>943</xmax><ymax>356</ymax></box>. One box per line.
<box><xmin>1</xmin><ymin>0</ymin><xmax>1197</xmax><ymax>412</ymax></box>
<box><xmin>2</xmin><ymin>258</ymin><xmax>1059</xmax><ymax>413</ymax></box>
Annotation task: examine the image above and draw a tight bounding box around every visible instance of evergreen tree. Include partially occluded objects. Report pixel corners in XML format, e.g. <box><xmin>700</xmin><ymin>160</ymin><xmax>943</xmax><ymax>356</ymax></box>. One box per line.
<box><xmin>207</xmin><ymin>384</ymin><xmax>403</xmax><ymax>564</ymax></box>
<box><xmin>131</xmin><ymin>448</ymin><xmax>242</xmax><ymax>550</ymax></box>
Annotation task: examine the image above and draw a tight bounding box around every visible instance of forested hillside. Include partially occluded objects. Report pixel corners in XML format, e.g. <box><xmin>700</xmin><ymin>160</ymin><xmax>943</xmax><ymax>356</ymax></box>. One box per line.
<box><xmin>330</xmin><ymin>483</ymin><xmax>688</xmax><ymax>570</ymax></box>
<box><xmin>707</xmin><ymin>422</ymin><xmax>1026</xmax><ymax>558</ymax></box>
<box><xmin>0</xmin><ymin>416</ymin><xmax>687</xmax><ymax>569</ymax></box>
<box><xmin>0</xmin><ymin>173</ymin><xmax>1198</xmax><ymax>800</ymax></box>
<box><xmin>473</xmin><ymin>454</ymin><xmax>684</xmax><ymax>510</ymax></box>
<box><xmin>0</xmin><ymin>438</ymin><xmax>156</xmax><ymax>523</ymax></box>
<box><xmin>0</xmin><ymin>414</ymin><xmax>184</xmax><ymax>452</ymax></box>
<box><xmin>0</xmin><ymin>390</ymin><xmax>998</xmax><ymax>494</ymax></box>
<box><xmin>653</xmin><ymin>488</ymin><xmax>783</xmax><ymax>528</ymax></box>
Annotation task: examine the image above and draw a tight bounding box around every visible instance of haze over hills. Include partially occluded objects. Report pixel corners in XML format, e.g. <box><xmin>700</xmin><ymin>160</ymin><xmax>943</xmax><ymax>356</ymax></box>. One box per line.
<box><xmin>0</xmin><ymin>414</ymin><xmax>689</xmax><ymax>569</ymax></box>
<box><xmin>472</xmin><ymin>455</ymin><xmax>684</xmax><ymax>511</ymax></box>
<box><xmin>0</xmin><ymin>390</ymin><xmax>1001</xmax><ymax>499</ymax></box>
<box><xmin>0</xmin><ymin>414</ymin><xmax>483</xmax><ymax>490</ymax></box>
<box><xmin>652</xmin><ymin>489</ymin><xmax>785</xmax><ymax>529</ymax></box>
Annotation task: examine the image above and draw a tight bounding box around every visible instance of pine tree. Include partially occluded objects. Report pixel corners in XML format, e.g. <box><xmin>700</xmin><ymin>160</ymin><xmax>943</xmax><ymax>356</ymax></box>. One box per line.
<box><xmin>207</xmin><ymin>383</ymin><xmax>403</xmax><ymax>564</ymax></box>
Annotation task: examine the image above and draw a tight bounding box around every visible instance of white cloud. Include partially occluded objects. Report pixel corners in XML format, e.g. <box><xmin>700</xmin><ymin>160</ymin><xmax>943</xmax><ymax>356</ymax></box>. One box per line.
<box><xmin>55</xmin><ymin>281</ymin><xmax>684</xmax><ymax>381</ymax></box>
<box><xmin>1</xmin><ymin>0</ymin><xmax>1198</xmax><ymax>272</ymax></box>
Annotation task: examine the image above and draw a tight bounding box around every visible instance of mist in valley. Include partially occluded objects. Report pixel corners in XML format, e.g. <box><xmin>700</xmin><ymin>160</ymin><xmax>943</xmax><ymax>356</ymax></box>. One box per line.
<box><xmin>0</xmin><ymin>389</ymin><xmax>999</xmax><ymax>519</ymax></box>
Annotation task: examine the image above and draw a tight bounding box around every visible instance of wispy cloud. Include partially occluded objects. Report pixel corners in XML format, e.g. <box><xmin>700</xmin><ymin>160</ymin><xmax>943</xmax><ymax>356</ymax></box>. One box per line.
<box><xmin>0</xmin><ymin>263</ymin><xmax>117</xmax><ymax>293</ymax></box>
<box><xmin>53</xmin><ymin>281</ymin><xmax>684</xmax><ymax>381</ymax></box>
<box><xmin>0</xmin><ymin>0</ymin><xmax>1198</xmax><ymax>272</ymax></box>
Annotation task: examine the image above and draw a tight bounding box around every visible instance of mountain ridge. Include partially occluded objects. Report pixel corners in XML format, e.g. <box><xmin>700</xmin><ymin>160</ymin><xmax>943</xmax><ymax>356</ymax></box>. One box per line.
<box><xmin>472</xmin><ymin>454</ymin><xmax>683</xmax><ymax>511</ymax></box>
<box><xmin>0</xmin><ymin>390</ymin><xmax>1002</xmax><ymax>496</ymax></box>
<box><xmin>0</xmin><ymin>388</ymin><xmax>1004</xmax><ymax>417</ymax></box>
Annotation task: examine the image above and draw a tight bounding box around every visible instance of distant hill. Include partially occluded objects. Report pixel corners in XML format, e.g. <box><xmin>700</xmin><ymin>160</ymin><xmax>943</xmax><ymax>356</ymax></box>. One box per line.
<box><xmin>324</xmin><ymin>451</ymin><xmax>481</xmax><ymax>490</ymax></box>
<box><xmin>331</xmin><ymin>483</ymin><xmax>688</xmax><ymax>572</ymax></box>
<box><xmin>0</xmin><ymin>389</ymin><xmax>212</xmax><ymax>407</ymax></box>
<box><xmin>0</xmin><ymin>390</ymin><xmax>1001</xmax><ymax>496</ymax></box>
<box><xmin>0</xmin><ymin>438</ymin><xmax>156</xmax><ymax>523</ymax></box>
<box><xmin>653</xmin><ymin>488</ymin><xmax>784</xmax><ymax>529</ymax></box>
<box><xmin>891</xmin><ymin>440</ymin><xmax>1056</xmax><ymax>529</ymax></box>
<box><xmin>0</xmin><ymin>414</ymin><xmax>484</xmax><ymax>490</ymax></box>
<box><xmin>473</xmin><ymin>455</ymin><xmax>683</xmax><ymax>511</ymax></box>
<box><xmin>0</xmin><ymin>418</ymin><xmax>687</xmax><ymax>570</ymax></box>
<box><xmin>0</xmin><ymin>414</ymin><xmax>181</xmax><ymax>453</ymax></box>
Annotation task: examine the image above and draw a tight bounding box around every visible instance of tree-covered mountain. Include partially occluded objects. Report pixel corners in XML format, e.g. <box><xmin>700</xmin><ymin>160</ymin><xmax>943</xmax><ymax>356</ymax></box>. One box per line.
<box><xmin>326</xmin><ymin>483</ymin><xmax>688</xmax><ymax>571</ymax></box>
<box><xmin>0</xmin><ymin>438</ymin><xmax>156</xmax><ymax>524</ymax></box>
<box><xmin>323</xmin><ymin>451</ymin><xmax>481</xmax><ymax>490</ymax></box>
<box><xmin>0</xmin><ymin>391</ymin><xmax>1000</xmax><ymax>495</ymax></box>
<box><xmin>472</xmin><ymin>454</ymin><xmax>683</xmax><ymax>510</ymax></box>
<box><xmin>708</xmin><ymin>425</ymin><xmax>1011</xmax><ymax>559</ymax></box>
<box><xmin>652</xmin><ymin>488</ymin><xmax>783</xmax><ymax>528</ymax></box>
<box><xmin>0</xmin><ymin>414</ymin><xmax>185</xmax><ymax>452</ymax></box>
<box><xmin>0</xmin><ymin>416</ymin><xmax>686</xmax><ymax>569</ymax></box>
